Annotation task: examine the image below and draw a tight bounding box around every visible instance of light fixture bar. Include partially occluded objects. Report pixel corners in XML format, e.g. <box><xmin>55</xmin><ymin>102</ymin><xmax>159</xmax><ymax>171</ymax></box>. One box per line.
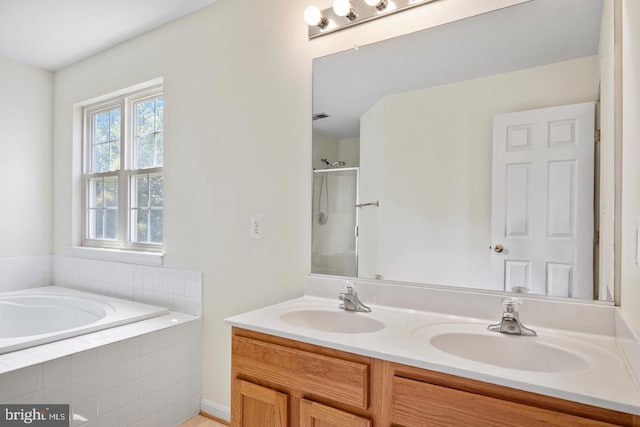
<box><xmin>308</xmin><ymin>0</ymin><xmax>440</xmax><ymax>39</ymax></box>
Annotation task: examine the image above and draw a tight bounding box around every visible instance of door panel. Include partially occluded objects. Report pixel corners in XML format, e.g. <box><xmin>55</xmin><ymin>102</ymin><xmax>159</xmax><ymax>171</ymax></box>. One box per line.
<box><xmin>491</xmin><ymin>102</ymin><xmax>594</xmax><ymax>298</ymax></box>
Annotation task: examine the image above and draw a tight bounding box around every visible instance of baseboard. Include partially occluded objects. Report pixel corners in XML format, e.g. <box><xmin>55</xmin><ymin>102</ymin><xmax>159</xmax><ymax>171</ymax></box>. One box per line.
<box><xmin>201</xmin><ymin>399</ymin><xmax>230</xmax><ymax>423</ymax></box>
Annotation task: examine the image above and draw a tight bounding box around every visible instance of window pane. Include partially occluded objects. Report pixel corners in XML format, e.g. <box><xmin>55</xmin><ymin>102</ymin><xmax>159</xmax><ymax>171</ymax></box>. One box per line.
<box><xmin>88</xmin><ymin>209</ymin><xmax>104</xmax><ymax>240</ymax></box>
<box><xmin>109</xmin><ymin>109</ymin><xmax>121</xmax><ymax>141</ymax></box>
<box><xmin>135</xmin><ymin>135</ymin><xmax>155</xmax><ymax>169</ymax></box>
<box><xmin>93</xmin><ymin>143</ymin><xmax>110</xmax><ymax>173</ymax></box>
<box><xmin>150</xmin><ymin>209</ymin><xmax>163</xmax><ymax>243</ymax></box>
<box><xmin>94</xmin><ymin>112</ymin><xmax>109</xmax><ymax>144</ymax></box>
<box><xmin>92</xmin><ymin>108</ymin><xmax>121</xmax><ymax>173</ymax></box>
<box><xmin>105</xmin><ymin>209</ymin><xmax>118</xmax><ymax>240</ymax></box>
<box><xmin>134</xmin><ymin>96</ymin><xmax>163</xmax><ymax>170</ymax></box>
<box><xmin>104</xmin><ymin>177</ymin><xmax>118</xmax><ymax>208</ymax></box>
<box><xmin>133</xmin><ymin>208</ymin><xmax>149</xmax><ymax>243</ymax></box>
<box><xmin>133</xmin><ymin>174</ymin><xmax>149</xmax><ymax>208</ymax></box>
<box><xmin>155</xmin><ymin>134</ymin><xmax>163</xmax><ymax>167</ymax></box>
<box><xmin>88</xmin><ymin>178</ymin><xmax>104</xmax><ymax>208</ymax></box>
<box><xmin>149</xmin><ymin>174</ymin><xmax>163</xmax><ymax>207</ymax></box>
<box><xmin>155</xmin><ymin>98</ymin><xmax>163</xmax><ymax>132</ymax></box>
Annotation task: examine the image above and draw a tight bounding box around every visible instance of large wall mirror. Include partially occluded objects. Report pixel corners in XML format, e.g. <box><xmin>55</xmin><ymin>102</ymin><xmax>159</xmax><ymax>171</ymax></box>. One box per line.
<box><xmin>311</xmin><ymin>0</ymin><xmax>616</xmax><ymax>302</ymax></box>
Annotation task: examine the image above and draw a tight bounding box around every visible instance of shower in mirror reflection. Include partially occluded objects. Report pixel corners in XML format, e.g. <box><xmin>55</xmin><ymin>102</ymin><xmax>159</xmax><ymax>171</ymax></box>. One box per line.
<box><xmin>312</xmin><ymin>157</ymin><xmax>359</xmax><ymax>277</ymax></box>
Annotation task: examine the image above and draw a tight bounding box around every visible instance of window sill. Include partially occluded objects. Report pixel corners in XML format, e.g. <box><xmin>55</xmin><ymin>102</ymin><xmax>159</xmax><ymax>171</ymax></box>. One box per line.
<box><xmin>66</xmin><ymin>246</ymin><xmax>164</xmax><ymax>267</ymax></box>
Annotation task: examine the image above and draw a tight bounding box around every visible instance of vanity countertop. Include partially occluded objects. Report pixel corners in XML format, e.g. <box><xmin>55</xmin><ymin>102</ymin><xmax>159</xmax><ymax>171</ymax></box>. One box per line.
<box><xmin>226</xmin><ymin>295</ymin><xmax>640</xmax><ymax>416</ymax></box>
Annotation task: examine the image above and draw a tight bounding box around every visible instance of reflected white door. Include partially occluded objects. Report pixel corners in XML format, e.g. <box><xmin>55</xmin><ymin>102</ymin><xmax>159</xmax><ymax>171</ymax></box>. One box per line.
<box><xmin>491</xmin><ymin>102</ymin><xmax>595</xmax><ymax>298</ymax></box>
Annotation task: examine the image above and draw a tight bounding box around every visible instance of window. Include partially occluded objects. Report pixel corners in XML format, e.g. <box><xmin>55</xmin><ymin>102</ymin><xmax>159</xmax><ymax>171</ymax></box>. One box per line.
<box><xmin>83</xmin><ymin>86</ymin><xmax>164</xmax><ymax>251</ymax></box>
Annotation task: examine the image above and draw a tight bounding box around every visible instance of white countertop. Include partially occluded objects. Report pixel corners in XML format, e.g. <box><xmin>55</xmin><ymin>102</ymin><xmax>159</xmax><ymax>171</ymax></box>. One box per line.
<box><xmin>226</xmin><ymin>295</ymin><xmax>640</xmax><ymax>416</ymax></box>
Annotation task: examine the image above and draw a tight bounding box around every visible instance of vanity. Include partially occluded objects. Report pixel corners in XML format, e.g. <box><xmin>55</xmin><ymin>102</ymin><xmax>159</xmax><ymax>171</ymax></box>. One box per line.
<box><xmin>226</xmin><ymin>281</ymin><xmax>640</xmax><ymax>427</ymax></box>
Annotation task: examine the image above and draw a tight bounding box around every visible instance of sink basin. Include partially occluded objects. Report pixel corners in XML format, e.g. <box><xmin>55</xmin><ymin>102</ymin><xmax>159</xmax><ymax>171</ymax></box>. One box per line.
<box><xmin>279</xmin><ymin>309</ymin><xmax>385</xmax><ymax>334</ymax></box>
<box><xmin>413</xmin><ymin>323</ymin><xmax>590</xmax><ymax>373</ymax></box>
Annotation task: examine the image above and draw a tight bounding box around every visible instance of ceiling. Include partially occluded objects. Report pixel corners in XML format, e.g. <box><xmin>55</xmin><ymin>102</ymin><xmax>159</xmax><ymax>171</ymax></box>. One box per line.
<box><xmin>0</xmin><ymin>0</ymin><xmax>221</xmax><ymax>71</ymax></box>
<box><xmin>313</xmin><ymin>0</ymin><xmax>605</xmax><ymax>140</ymax></box>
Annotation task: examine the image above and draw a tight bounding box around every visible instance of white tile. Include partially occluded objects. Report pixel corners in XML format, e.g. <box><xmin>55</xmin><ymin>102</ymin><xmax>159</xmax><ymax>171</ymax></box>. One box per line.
<box><xmin>96</xmin><ymin>343</ymin><xmax>122</xmax><ymax>369</ymax></box>
<box><xmin>184</xmin><ymin>280</ymin><xmax>200</xmax><ymax>298</ymax></box>
<box><xmin>71</xmin><ymin>396</ymin><xmax>97</xmax><ymax>425</ymax></box>
<box><xmin>118</xmin><ymin>379</ymin><xmax>140</xmax><ymax>407</ymax></box>
<box><xmin>43</xmin><ymin>381</ymin><xmax>72</xmax><ymax>404</ymax></box>
<box><xmin>157</xmin><ymin>328</ymin><xmax>175</xmax><ymax>350</ymax></box>
<box><xmin>139</xmin><ymin>332</ymin><xmax>159</xmax><ymax>356</ymax></box>
<box><xmin>175</xmin><ymin>341</ymin><xmax>191</xmax><ymax>363</ymax></box>
<box><xmin>95</xmin><ymin>367</ymin><xmax>120</xmax><ymax>395</ymax></box>
<box><xmin>9</xmin><ymin>389</ymin><xmax>43</xmax><ymax>404</ymax></box>
<box><xmin>119</xmin><ymin>401</ymin><xmax>141</xmax><ymax>427</ymax></box>
<box><xmin>156</xmin><ymin>347</ymin><xmax>175</xmax><ymax>370</ymax></box>
<box><xmin>175</xmin><ymin>379</ymin><xmax>190</xmax><ymax>402</ymax></box>
<box><xmin>44</xmin><ymin>357</ymin><xmax>72</xmax><ymax>387</ymax></box>
<box><xmin>96</xmin><ymin>410</ymin><xmax>119</xmax><ymax>427</ymax></box>
<box><xmin>176</xmin><ymin>398</ymin><xmax>194</xmax><ymax>426</ymax></box>
<box><xmin>96</xmin><ymin>387</ymin><xmax>119</xmax><ymax>416</ymax></box>
<box><xmin>119</xmin><ymin>358</ymin><xmax>141</xmax><ymax>384</ymax></box>
<box><xmin>138</xmin><ymin>372</ymin><xmax>160</xmax><ymax>397</ymax></box>
<box><xmin>174</xmin><ymin>360</ymin><xmax>190</xmax><ymax>383</ymax></box>
<box><xmin>11</xmin><ymin>365</ymin><xmax>43</xmax><ymax>398</ymax></box>
<box><xmin>0</xmin><ymin>372</ymin><xmax>13</xmax><ymax>402</ymax></box>
<box><xmin>120</xmin><ymin>338</ymin><xmax>139</xmax><ymax>361</ymax></box>
<box><xmin>72</xmin><ymin>350</ymin><xmax>98</xmax><ymax>378</ymax></box>
<box><xmin>72</xmin><ymin>372</ymin><xmax>98</xmax><ymax>402</ymax></box>
<box><xmin>138</xmin><ymin>353</ymin><xmax>159</xmax><ymax>378</ymax></box>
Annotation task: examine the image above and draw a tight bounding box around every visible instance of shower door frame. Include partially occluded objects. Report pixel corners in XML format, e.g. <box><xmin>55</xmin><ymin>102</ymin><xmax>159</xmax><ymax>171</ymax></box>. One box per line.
<box><xmin>312</xmin><ymin>166</ymin><xmax>360</xmax><ymax>277</ymax></box>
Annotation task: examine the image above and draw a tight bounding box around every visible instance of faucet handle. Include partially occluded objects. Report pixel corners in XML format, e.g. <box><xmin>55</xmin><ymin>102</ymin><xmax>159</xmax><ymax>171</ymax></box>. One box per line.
<box><xmin>502</xmin><ymin>297</ymin><xmax>521</xmax><ymax>313</ymax></box>
<box><xmin>343</xmin><ymin>281</ymin><xmax>356</xmax><ymax>294</ymax></box>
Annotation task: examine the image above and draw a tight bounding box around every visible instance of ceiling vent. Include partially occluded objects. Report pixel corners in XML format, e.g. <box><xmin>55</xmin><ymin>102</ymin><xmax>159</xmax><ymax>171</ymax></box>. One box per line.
<box><xmin>313</xmin><ymin>113</ymin><xmax>330</xmax><ymax>120</ymax></box>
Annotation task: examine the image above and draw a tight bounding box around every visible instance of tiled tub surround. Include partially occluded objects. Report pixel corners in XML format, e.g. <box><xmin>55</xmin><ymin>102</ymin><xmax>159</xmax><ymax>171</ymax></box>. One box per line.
<box><xmin>0</xmin><ymin>313</ymin><xmax>202</xmax><ymax>427</ymax></box>
<box><xmin>226</xmin><ymin>276</ymin><xmax>640</xmax><ymax>417</ymax></box>
<box><xmin>53</xmin><ymin>256</ymin><xmax>202</xmax><ymax>316</ymax></box>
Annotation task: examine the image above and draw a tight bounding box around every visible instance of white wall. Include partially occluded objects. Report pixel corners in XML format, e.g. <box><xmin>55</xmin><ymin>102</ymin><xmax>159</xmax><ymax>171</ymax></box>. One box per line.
<box><xmin>621</xmin><ymin>0</ymin><xmax>640</xmax><ymax>331</ymax></box>
<box><xmin>51</xmin><ymin>0</ymin><xmax>531</xmax><ymax>416</ymax></box>
<box><xmin>312</xmin><ymin>130</ymin><xmax>338</xmax><ymax>170</ymax></box>
<box><xmin>0</xmin><ymin>58</ymin><xmax>52</xmax><ymax>257</ymax></box>
<box><xmin>359</xmin><ymin>56</ymin><xmax>599</xmax><ymax>289</ymax></box>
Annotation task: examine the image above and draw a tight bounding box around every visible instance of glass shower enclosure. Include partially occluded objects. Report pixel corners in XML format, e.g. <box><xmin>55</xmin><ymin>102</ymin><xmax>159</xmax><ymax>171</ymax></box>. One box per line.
<box><xmin>311</xmin><ymin>167</ymin><xmax>359</xmax><ymax>277</ymax></box>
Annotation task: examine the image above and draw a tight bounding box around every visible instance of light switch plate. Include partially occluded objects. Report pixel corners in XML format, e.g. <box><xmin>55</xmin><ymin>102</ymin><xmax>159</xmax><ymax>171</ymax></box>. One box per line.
<box><xmin>635</xmin><ymin>217</ymin><xmax>640</xmax><ymax>269</ymax></box>
<box><xmin>250</xmin><ymin>215</ymin><xmax>264</xmax><ymax>240</ymax></box>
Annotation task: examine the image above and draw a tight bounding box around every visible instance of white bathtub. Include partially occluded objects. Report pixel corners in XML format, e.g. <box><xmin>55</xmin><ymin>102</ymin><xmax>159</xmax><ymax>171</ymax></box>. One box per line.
<box><xmin>0</xmin><ymin>286</ymin><xmax>169</xmax><ymax>354</ymax></box>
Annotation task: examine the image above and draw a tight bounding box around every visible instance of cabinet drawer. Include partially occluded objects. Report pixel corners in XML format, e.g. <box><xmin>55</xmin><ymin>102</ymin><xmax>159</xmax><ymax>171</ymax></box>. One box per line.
<box><xmin>391</xmin><ymin>376</ymin><xmax>617</xmax><ymax>427</ymax></box>
<box><xmin>232</xmin><ymin>335</ymin><xmax>369</xmax><ymax>409</ymax></box>
<box><xmin>300</xmin><ymin>399</ymin><xmax>371</xmax><ymax>427</ymax></box>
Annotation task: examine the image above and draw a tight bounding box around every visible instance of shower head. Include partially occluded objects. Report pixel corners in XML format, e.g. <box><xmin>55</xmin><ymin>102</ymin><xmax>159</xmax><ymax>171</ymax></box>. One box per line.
<box><xmin>321</xmin><ymin>158</ymin><xmax>346</xmax><ymax>168</ymax></box>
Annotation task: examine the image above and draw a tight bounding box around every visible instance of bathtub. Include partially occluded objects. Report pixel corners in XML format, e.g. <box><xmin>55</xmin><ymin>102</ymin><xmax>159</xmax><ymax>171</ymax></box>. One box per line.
<box><xmin>0</xmin><ymin>286</ymin><xmax>169</xmax><ymax>354</ymax></box>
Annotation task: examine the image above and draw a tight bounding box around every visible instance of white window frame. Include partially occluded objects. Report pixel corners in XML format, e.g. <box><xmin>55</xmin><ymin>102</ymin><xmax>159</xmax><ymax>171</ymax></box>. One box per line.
<box><xmin>82</xmin><ymin>85</ymin><xmax>164</xmax><ymax>252</ymax></box>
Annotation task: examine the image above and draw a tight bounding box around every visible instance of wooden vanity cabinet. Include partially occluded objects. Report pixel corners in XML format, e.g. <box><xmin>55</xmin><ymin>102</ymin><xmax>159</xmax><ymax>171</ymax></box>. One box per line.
<box><xmin>231</xmin><ymin>328</ymin><xmax>640</xmax><ymax>427</ymax></box>
<box><xmin>231</xmin><ymin>327</ymin><xmax>377</xmax><ymax>427</ymax></box>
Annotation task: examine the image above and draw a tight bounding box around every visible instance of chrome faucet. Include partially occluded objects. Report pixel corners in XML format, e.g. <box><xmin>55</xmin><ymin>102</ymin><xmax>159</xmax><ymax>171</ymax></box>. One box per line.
<box><xmin>338</xmin><ymin>282</ymin><xmax>371</xmax><ymax>313</ymax></box>
<box><xmin>488</xmin><ymin>297</ymin><xmax>536</xmax><ymax>336</ymax></box>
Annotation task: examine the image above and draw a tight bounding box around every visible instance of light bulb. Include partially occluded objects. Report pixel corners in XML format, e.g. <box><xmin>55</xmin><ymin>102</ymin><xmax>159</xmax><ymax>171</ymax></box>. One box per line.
<box><xmin>365</xmin><ymin>0</ymin><xmax>388</xmax><ymax>10</ymax></box>
<box><xmin>333</xmin><ymin>0</ymin><xmax>352</xmax><ymax>17</ymax></box>
<box><xmin>304</xmin><ymin>6</ymin><xmax>322</xmax><ymax>26</ymax></box>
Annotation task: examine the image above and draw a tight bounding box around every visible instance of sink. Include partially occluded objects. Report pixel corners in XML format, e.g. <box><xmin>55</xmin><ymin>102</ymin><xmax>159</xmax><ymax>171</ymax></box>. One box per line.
<box><xmin>413</xmin><ymin>323</ymin><xmax>590</xmax><ymax>373</ymax></box>
<box><xmin>279</xmin><ymin>309</ymin><xmax>385</xmax><ymax>334</ymax></box>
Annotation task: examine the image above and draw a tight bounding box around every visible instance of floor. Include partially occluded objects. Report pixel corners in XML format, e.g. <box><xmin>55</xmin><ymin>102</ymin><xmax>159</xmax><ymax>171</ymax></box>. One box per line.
<box><xmin>178</xmin><ymin>415</ymin><xmax>228</xmax><ymax>427</ymax></box>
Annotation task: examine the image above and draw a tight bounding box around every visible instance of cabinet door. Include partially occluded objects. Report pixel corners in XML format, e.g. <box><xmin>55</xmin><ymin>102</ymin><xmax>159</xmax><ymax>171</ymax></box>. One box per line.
<box><xmin>232</xmin><ymin>379</ymin><xmax>288</xmax><ymax>427</ymax></box>
<box><xmin>300</xmin><ymin>399</ymin><xmax>371</xmax><ymax>427</ymax></box>
<box><xmin>392</xmin><ymin>376</ymin><xmax>617</xmax><ymax>427</ymax></box>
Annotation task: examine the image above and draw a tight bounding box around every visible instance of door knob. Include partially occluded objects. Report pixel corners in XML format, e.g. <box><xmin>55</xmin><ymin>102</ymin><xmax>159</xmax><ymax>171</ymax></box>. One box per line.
<box><xmin>494</xmin><ymin>244</ymin><xmax>504</xmax><ymax>253</ymax></box>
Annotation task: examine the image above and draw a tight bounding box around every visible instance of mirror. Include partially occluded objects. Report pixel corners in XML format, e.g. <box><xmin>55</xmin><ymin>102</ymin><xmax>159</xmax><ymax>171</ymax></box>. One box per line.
<box><xmin>311</xmin><ymin>0</ymin><xmax>616</xmax><ymax>301</ymax></box>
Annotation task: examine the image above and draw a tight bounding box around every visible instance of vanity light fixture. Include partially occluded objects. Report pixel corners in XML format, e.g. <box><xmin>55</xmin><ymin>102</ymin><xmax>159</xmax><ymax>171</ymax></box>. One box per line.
<box><xmin>304</xmin><ymin>5</ymin><xmax>329</xmax><ymax>29</ymax></box>
<box><xmin>333</xmin><ymin>0</ymin><xmax>358</xmax><ymax>21</ymax></box>
<box><xmin>364</xmin><ymin>0</ymin><xmax>388</xmax><ymax>11</ymax></box>
<box><xmin>305</xmin><ymin>0</ymin><xmax>438</xmax><ymax>39</ymax></box>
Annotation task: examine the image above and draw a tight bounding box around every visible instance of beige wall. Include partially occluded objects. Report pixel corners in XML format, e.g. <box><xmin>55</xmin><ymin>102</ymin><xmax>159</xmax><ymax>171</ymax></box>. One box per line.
<box><xmin>621</xmin><ymin>0</ymin><xmax>640</xmax><ymax>330</ymax></box>
<box><xmin>51</xmin><ymin>0</ymin><xmax>532</xmax><ymax>415</ymax></box>
<box><xmin>0</xmin><ymin>58</ymin><xmax>52</xmax><ymax>257</ymax></box>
